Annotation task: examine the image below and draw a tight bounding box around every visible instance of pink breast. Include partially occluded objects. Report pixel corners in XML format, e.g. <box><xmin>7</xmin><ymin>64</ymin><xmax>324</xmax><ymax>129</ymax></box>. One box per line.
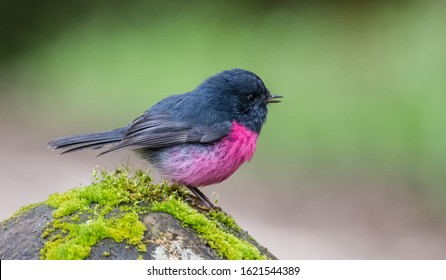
<box><xmin>158</xmin><ymin>122</ymin><xmax>258</xmax><ymax>187</ymax></box>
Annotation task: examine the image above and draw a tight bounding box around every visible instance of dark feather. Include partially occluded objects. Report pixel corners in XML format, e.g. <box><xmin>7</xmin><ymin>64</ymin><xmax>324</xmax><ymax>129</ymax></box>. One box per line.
<box><xmin>48</xmin><ymin>128</ymin><xmax>126</xmax><ymax>153</ymax></box>
<box><xmin>100</xmin><ymin>115</ymin><xmax>231</xmax><ymax>155</ymax></box>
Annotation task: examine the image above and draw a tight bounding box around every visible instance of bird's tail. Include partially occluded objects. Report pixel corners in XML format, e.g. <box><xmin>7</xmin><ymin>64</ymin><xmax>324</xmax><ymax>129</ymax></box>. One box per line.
<box><xmin>48</xmin><ymin>128</ymin><xmax>126</xmax><ymax>154</ymax></box>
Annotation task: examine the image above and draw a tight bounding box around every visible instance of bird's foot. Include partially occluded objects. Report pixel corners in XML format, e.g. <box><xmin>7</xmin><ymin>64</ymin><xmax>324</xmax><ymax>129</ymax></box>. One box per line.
<box><xmin>185</xmin><ymin>186</ymin><xmax>221</xmax><ymax>212</ymax></box>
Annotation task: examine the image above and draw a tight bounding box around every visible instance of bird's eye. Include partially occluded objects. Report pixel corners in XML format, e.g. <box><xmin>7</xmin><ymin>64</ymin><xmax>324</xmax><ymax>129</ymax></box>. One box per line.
<box><xmin>247</xmin><ymin>94</ymin><xmax>257</xmax><ymax>102</ymax></box>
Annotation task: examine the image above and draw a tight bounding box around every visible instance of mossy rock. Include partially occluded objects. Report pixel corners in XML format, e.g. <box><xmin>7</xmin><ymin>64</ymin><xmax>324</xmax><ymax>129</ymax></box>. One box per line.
<box><xmin>0</xmin><ymin>167</ymin><xmax>276</xmax><ymax>260</ymax></box>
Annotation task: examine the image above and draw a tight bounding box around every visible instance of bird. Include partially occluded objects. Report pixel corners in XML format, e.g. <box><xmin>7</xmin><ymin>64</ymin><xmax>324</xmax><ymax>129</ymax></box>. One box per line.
<box><xmin>48</xmin><ymin>68</ymin><xmax>282</xmax><ymax>209</ymax></box>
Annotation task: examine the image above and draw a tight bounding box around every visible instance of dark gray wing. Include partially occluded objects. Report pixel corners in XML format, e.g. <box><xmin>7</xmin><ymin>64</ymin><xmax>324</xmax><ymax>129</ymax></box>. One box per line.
<box><xmin>100</xmin><ymin>113</ymin><xmax>231</xmax><ymax>154</ymax></box>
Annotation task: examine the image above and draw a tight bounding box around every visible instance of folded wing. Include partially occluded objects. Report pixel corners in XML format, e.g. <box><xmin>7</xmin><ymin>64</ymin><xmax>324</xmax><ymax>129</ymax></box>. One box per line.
<box><xmin>100</xmin><ymin>113</ymin><xmax>232</xmax><ymax>154</ymax></box>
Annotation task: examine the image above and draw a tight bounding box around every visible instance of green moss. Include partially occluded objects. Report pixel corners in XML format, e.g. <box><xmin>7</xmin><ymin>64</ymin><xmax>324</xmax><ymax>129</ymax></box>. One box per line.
<box><xmin>46</xmin><ymin>168</ymin><xmax>157</xmax><ymax>218</ymax></box>
<box><xmin>40</xmin><ymin>166</ymin><xmax>267</xmax><ymax>260</ymax></box>
<box><xmin>41</xmin><ymin>167</ymin><xmax>161</xmax><ymax>260</ymax></box>
<box><xmin>42</xmin><ymin>212</ymin><xmax>146</xmax><ymax>259</ymax></box>
<box><xmin>151</xmin><ymin>199</ymin><xmax>266</xmax><ymax>260</ymax></box>
<box><xmin>207</xmin><ymin>210</ymin><xmax>242</xmax><ymax>233</ymax></box>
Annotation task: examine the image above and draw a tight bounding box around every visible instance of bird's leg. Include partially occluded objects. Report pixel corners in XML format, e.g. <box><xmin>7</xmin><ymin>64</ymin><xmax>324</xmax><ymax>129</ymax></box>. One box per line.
<box><xmin>186</xmin><ymin>186</ymin><xmax>215</xmax><ymax>210</ymax></box>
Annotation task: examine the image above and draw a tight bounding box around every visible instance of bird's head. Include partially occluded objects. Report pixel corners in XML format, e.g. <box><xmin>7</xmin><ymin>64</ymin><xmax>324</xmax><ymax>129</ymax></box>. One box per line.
<box><xmin>196</xmin><ymin>68</ymin><xmax>282</xmax><ymax>134</ymax></box>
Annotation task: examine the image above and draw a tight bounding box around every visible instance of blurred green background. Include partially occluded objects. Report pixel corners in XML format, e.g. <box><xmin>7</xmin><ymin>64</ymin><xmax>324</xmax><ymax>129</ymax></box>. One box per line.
<box><xmin>1</xmin><ymin>0</ymin><xmax>445</xmax><ymax>259</ymax></box>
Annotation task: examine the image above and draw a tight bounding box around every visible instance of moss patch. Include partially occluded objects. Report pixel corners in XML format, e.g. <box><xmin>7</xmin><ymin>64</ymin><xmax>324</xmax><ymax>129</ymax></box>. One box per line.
<box><xmin>40</xmin><ymin>166</ymin><xmax>267</xmax><ymax>260</ymax></box>
<box><xmin>41</xmin><ymin>167</ymin><xmax>169</xmax><ymax>259</ymax></box>
<box><xmin>151</xmin><ymin>199</ymin><xmax>266</xmax><ymax>260</ymax></box>
<box><xmin>207</xmin><ymin>210</ymin><xmax>242</xmax><ymax>233</ymax></box>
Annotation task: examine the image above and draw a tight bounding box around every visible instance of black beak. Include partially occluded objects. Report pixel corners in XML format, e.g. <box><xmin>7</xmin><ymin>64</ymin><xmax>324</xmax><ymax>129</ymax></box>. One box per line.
<box><xmin>265</xmin><ymin>94</ymin><xmax>283</xmax><ymax>104</ymax></box>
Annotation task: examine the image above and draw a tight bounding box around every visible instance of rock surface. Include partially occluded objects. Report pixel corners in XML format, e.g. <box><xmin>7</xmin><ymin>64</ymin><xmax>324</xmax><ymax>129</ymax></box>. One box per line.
<box><xmin>0</xmin><ymin>204</ymin><xmax>276</xmax><ymax>260</ymax></box>
<box><xmin>0</xmin><ymin>205</ymin><xmax>52</xmax><ymax>260</ymax></box>
<box><xmin>0</xmin><ymin>169</ymin><xmax>277</xmax><ymax>260</ymax></box>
